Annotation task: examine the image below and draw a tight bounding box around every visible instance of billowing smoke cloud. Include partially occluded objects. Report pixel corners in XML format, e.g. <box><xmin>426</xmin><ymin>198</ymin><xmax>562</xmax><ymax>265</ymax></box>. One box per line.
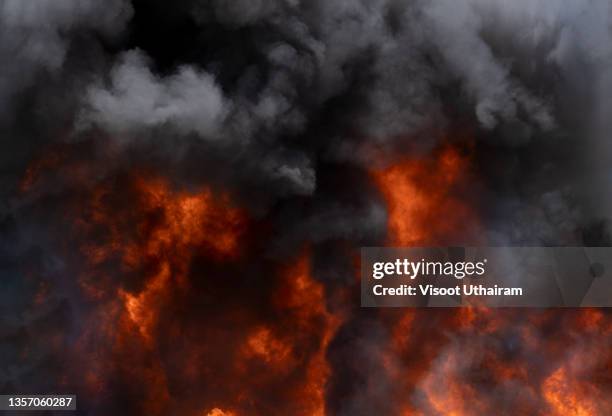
<box><xmin>2</xmin><ymin>0</ymin><xmax>612</xmax><ymax>415</ymax></box>
<box><xmin>81</xmin><ymin>50</ymin><xmax>229</xmax><ymax>139</ymax></box>
<box><xmin>0</xmin><ymin>0</ymin><xmax>132</xmax><ymax>119</ymax></box>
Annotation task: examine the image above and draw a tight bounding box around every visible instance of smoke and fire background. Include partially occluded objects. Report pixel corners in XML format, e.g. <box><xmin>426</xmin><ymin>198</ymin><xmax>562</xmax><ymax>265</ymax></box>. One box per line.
<box><xmin>2</xmin><ymin>0</ymin><xmax>612</xmax><ymax>414</ymax></box>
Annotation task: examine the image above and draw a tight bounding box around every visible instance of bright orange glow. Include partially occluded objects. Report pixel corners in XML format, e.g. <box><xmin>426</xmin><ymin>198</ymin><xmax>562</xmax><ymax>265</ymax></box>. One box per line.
<box><xmin>243</xmin><ymin>326</ymin><xmax>293</xmax><ymax>367</ymax></box>
<box><xmin>543</xmin><ymin>367</ymin><xmax>598</xmax><ymax>416</ymax></box>
<box><xmin>67</xmin><ymin>174</ymin><xmax>247</xmax><ymax>415</ymax></box>
<box><xmin>131</xmin><ymin>176</ymin><xmax>243</xmax><ymax>256</ymax></box>
<box><xmin>205</xmin><ymin>409</ymin><xmax>236</xmax><ymax>416</ymax></box>
<box><xmin>67</xmin><ymin>174</ymin><xmax>339</xmax><ymax>415</ymax></box>
<box><xmin>23</xmin><ymin>141</ymin><xmax>612</xmax><ymax>415</ymax></box>
<box><xmin>374</xmin><ymin>144</ymin><xmax>483</xmax><ymax>415</ymax></box>
<box><xmin>272</xmin><ymin>254</ymin><xmax>342</xmax><ymax>416</ymax></box>
<box><xmin>120</xmin><ymin>262</ymin><xmax>171</xmax><ymax>343</ymax></box>
<box><xmin>418</xmin><ymin>352</ymin><xmax>479</xmax><ymax>416</ymax></box>
<box><xmin>372</xmin><ymin>145</ymin><xmax>478</xmax><ymax>246</ymax></box>
<box><xmin>114</xmin><ymin>177</ymin><xmax>244</xmax><ymax>342</ymax></box>
<box><xmin>78</xmin><ymin>176</ymin><xmax>245</xmax><ymax>346</ymax></box>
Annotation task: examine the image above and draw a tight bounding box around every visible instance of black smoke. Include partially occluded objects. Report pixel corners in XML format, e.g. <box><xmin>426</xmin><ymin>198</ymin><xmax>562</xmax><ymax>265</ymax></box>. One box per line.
<box><xmin>1</xmin><ymin>1</ymin><xmax>612</xmax><ymax>415</ymax></box>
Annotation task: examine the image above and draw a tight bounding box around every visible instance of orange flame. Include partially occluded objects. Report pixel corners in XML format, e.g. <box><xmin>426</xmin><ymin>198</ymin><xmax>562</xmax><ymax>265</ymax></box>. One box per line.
<box><xmin>372</xmin><ymin>145</ymin><xmax>479</xmax><ymax>246</ymax></box>
<box><xmin>58</xmin><ymin>169</ymin><xmax>341</xmax><ymax>415</ymax></box>
<box><xmin>25</xmin><ymin>140</ymin><xmax>612</xmax><ymax>415</ymax></box>
<box><xmin>68</xmin><ymin>175</ymin><xmax>247</xmax><ymax>415</ymax></box>
<box><xmin>373</xmin><ymin>144</ymin><xmax>487</xmax><ymax>415</ymax></box>
<box><xmin>371</xmin><ymin>144</ymin><xmax>612</xmax><ymax>415</ymax></box>
<box><xmin>237</xmin><ymin>253</ymin><xmax>341</xmax><ymax>415</ymax></box>
<box><xmin>279</xmin><ymin>255</ymin><xmax>341</xmax><ymax>416</ymax></box>
<box><xmin>242</xmin><ymin>326</ymin><xmax>294</xmax><ymax>369</ymax></box>
<box><xmin>543</xmin><ymin>367</ymin><xmax>598</xmax><ymax>416</ymax></box>
<box><xmin>115</xmin><ymin>177</ymin><xmax>244</xmax><ymax>342</ymax></box>
<box><xmin>205</xmin><ymin>409</ymin><xmax>236</xmax><ymax>416</ymax></box>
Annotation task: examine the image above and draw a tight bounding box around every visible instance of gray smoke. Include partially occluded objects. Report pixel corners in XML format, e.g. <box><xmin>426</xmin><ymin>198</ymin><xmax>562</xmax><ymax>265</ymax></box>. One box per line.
<box><xmin>0</xmin><ymin>0</ymin><xmax>132</xmax><ymax>119</ymax></box>
<box><xmin>2</xmin><ymin>0</ymin><xmax>612</xmax><ymax>415</ymax></box>
<box><xmin>81</xmin><ymin>50</ymin><xmax>229</xmax><ymax>139</ymax></box>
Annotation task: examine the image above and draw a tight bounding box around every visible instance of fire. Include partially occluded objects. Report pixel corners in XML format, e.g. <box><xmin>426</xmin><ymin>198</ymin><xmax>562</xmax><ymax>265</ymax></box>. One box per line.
<box><xmin>372</xmin><ymin>144</ymin><xmax>484</xmax><ymax>414</ymax></box>
<box><xmin>371</xmin><ymin>143</ymin><xmax>612</xmax><ymax>414</ymax></box>
<box><xmin>205</xmin><ymin>409</ymin><xmax>236</xmax><ymax>416</ymax></box>
<box><xmin>77</xmin><ymin>175</ymin><xmax>246</xmax><ymax>344</ymax></box>
<box><xmin>370</xmin><ymin>143</ymin><xmax>608</xmax><ymax>415</ymax></box>
<box><xmin>236</xmin><ymin>253</ymin><xmax>340</xmax><ymax>415</ymax></box>
<box><xmin>277</xmin><ymin>254</ymin><xmax>341</xmax><ymax>416</ymax></box>
<box><xmin>417</xmin><ymin>352</ymin><xmax>480</xmax><ymax>416</ymax></box>
<box><xmin>129</xmin><ymin>176</ymin><xmax>243</xmax><ymax>256</ymax></box>
<box><xmin>384</xmin><ymin>307</ymin><xmax>612</xmax><ymax>415</ymax></box>
<box><xmin>242</xmin><ymin>325</ymin><xmax>295</xmax><ymax>371</ymax></box>
<box><xmin>21</xmin><ymin>157</ymin><xmax>342</xmax><ymax>414</ymax></box>
<box><xmin>20</xmin><ymin>142</ymin><xmax>612</xmax><ymax>416</ymax></box>
<box><xmin>372</xmin><ymin>145</ymin><xmax>479</xmax><ymax>246</ymax></box>
<box><xmin>543</xmin><ymin>367</ymin><xmax>598</xmax><ymax>416</ymax></box>
<box><xmin>120</xmin><ymin>262</ymin><xmax>171</xmax><ymax>343</ymax></box>
<box><xmin>114</xmin><ymin>177</ymin><xmax>244</xmax><ymax>342</ymax></box>
<box><xmin>62</xmin><ymin>174</ymin><xmax>248</xmax><ymax>415</ymax></box>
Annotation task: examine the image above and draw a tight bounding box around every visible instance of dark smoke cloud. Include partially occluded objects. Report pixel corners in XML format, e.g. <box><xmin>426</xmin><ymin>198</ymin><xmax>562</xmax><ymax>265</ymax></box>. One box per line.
<box><xmin>2</xmin><ymin>0</ymin><xmax>612</xmax><ymax>415</ymax></box>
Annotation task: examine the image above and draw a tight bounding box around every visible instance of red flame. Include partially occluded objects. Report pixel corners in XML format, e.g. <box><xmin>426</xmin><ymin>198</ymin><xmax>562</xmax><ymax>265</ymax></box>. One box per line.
<box><xmin>62</xmin><ymin>174</ymin><xmax>248</xmax><ymax>414</ymax></box>
<box><xmin>369</xmin><ymin>144</ymin><xmax>612</xmax><ymax>415</ymax></box>
<box><xmin>27</xmin><ymin>164</ymin><xmax>343</xmax><ymax>415</ymax></box>
<box><xmin>19</xmin><ymin>142</ymin><xmax>612</xmax><ymax>415</ymax></box>
<box><xmin>273</xmin><ymin>254</ymin><xmax>342</xmax><ymax>416</ymax></box>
